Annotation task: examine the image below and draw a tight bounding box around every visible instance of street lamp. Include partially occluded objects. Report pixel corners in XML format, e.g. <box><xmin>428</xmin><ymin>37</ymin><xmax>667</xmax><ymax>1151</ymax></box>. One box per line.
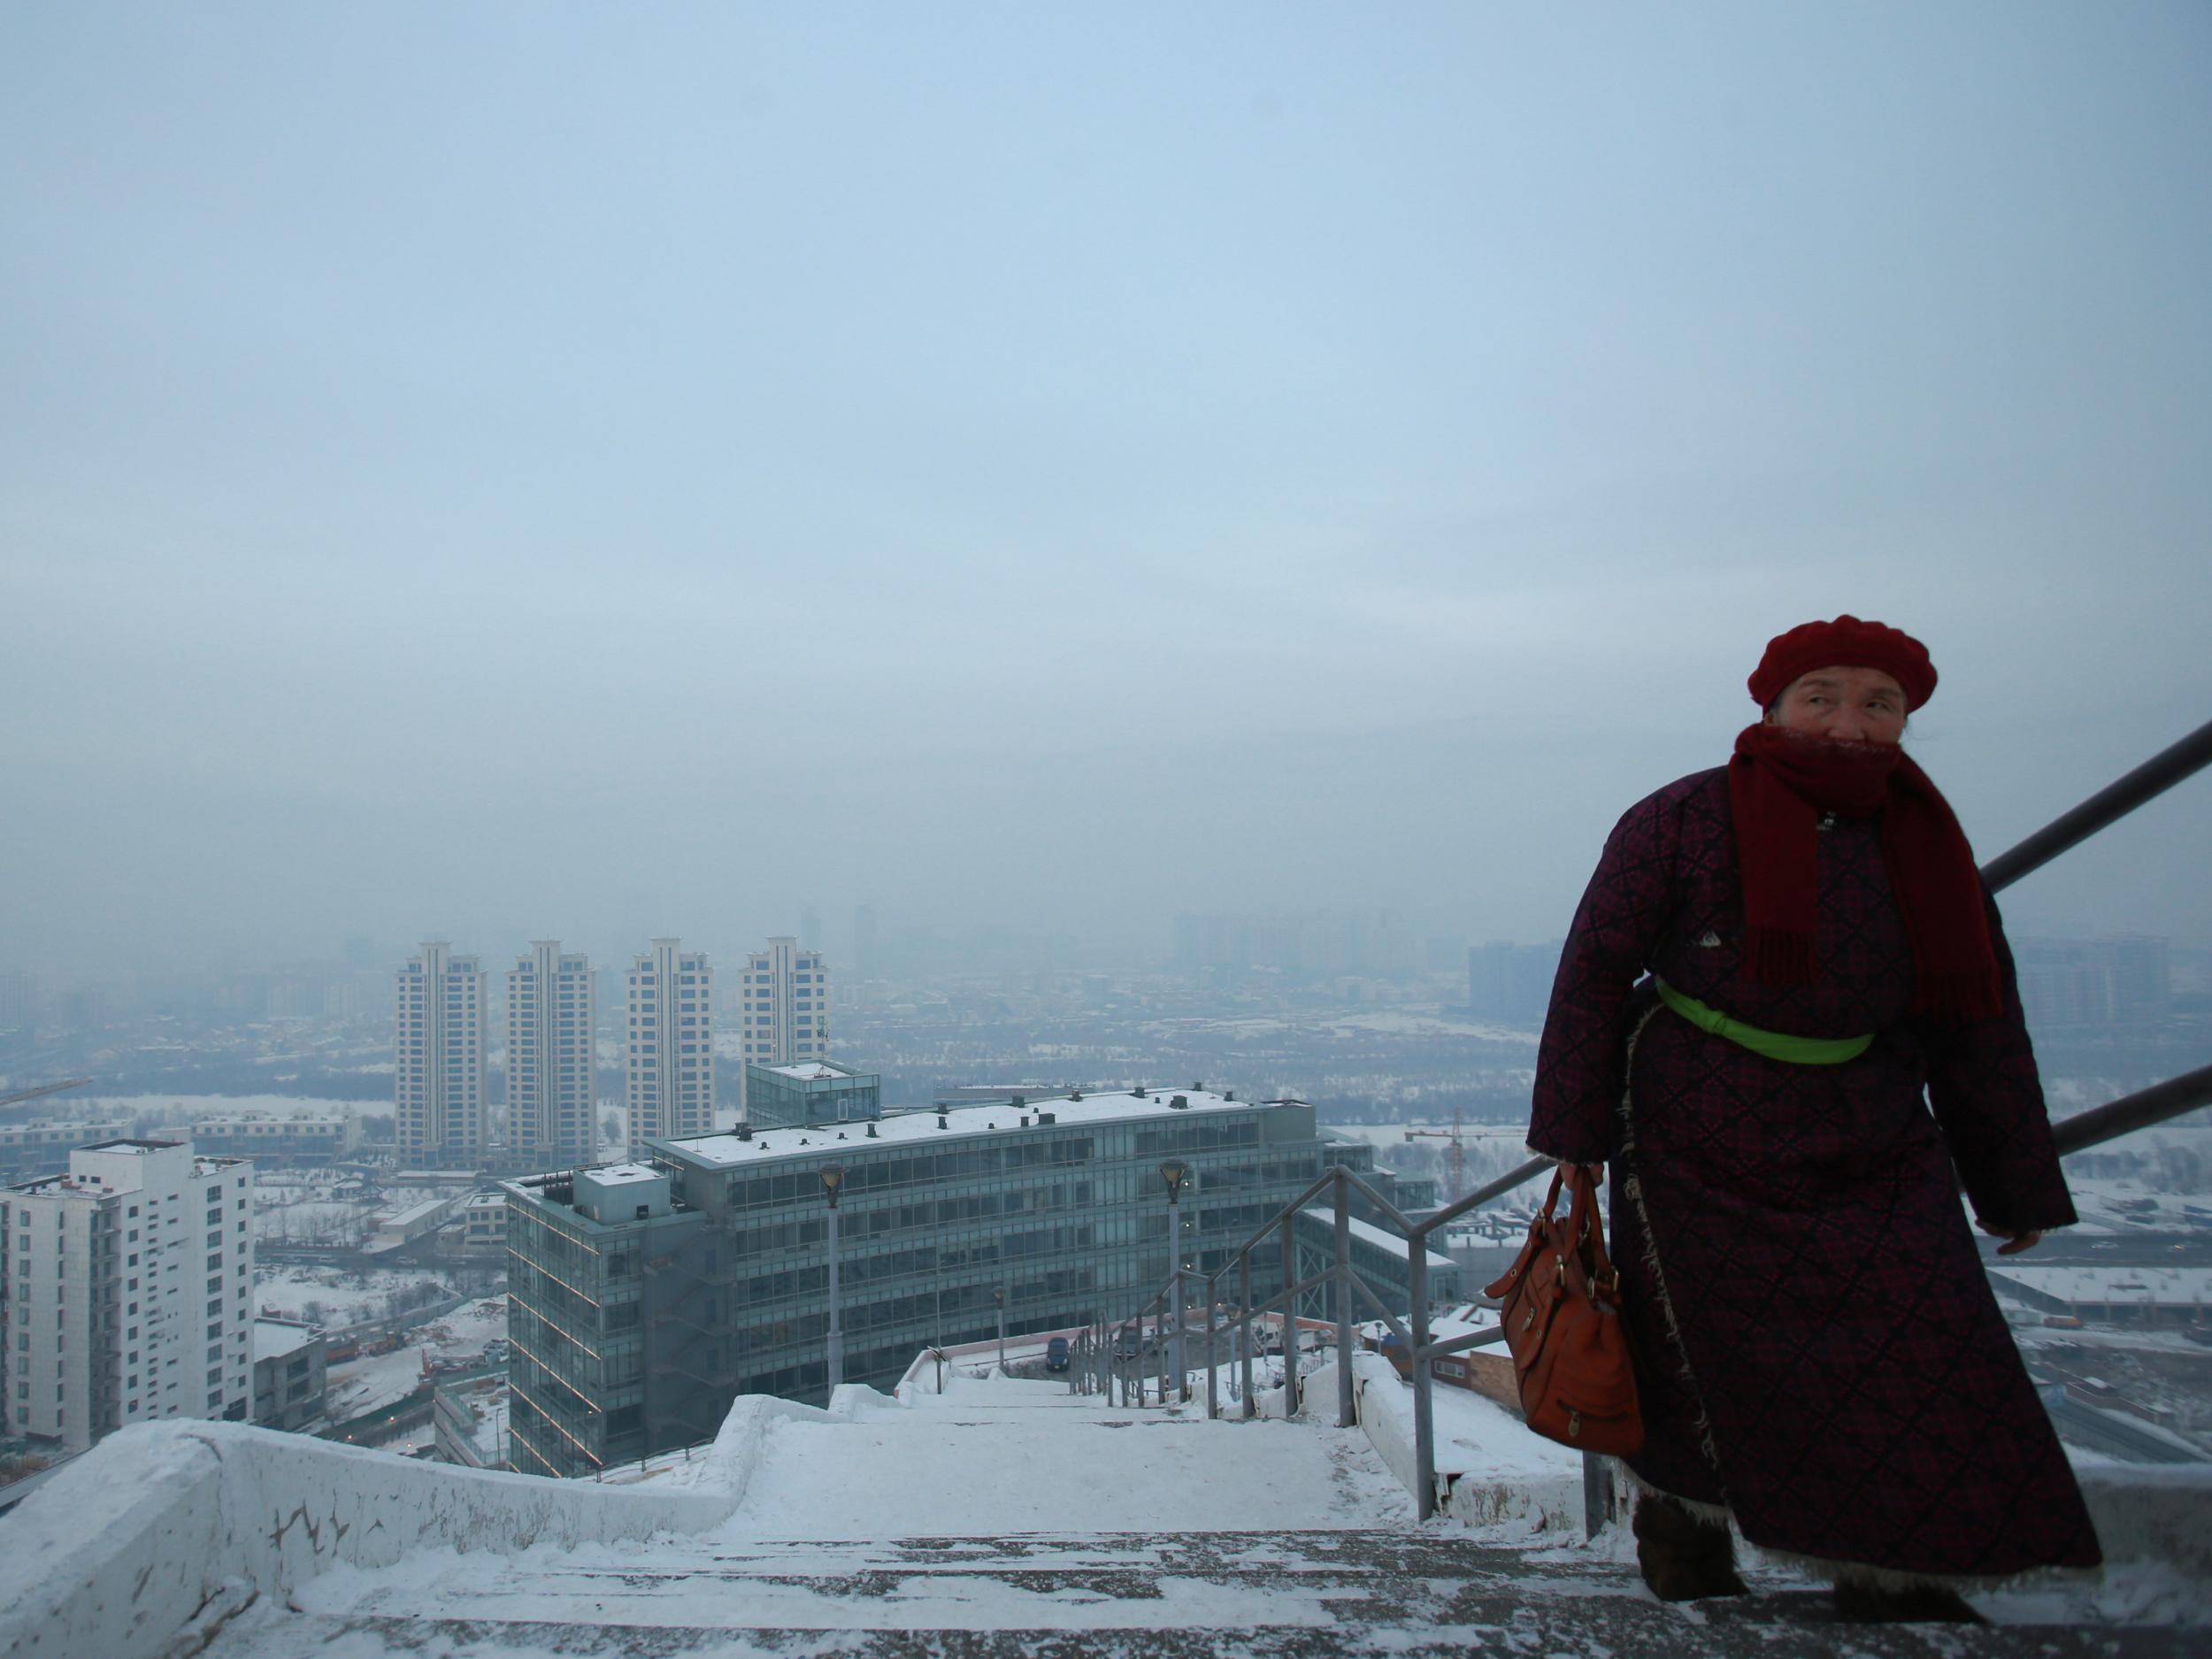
<box><xmin>820</xmin><ymin>1164</ymin><xmax>846</xmax><ymax>1394</ymax></box>
<box><xmin>993</xmin><ymin>1286</ymin><xmax>1007</xmax><ymax>1375</ymax></box>
<box><xmin>1161</xmin><ymin>1160</ymin><xmax>1190</xmax><ymax>1401</ymax></box>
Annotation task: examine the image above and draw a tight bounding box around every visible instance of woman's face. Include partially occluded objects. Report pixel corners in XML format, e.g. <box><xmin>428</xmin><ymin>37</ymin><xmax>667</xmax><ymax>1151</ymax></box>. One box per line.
<box><xmin>1769</xmin><ymin>664</ymin><xmax>1908</xmax><ymax>745</ymax></box>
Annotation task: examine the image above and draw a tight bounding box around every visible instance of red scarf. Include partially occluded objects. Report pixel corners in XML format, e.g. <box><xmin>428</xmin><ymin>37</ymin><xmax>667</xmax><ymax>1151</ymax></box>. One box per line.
<box><xmin>1727</xmin><ymin>724</ymin><xmax>2002</xmax><ymax>1019</ymax></box>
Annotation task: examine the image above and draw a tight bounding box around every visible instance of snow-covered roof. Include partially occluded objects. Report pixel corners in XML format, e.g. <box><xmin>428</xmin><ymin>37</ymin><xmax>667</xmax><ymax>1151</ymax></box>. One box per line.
<box><xmin>1302</xmin><ymin>1207</ymin><xmax>1457</xmax><ymax>1271</ymax></box>
<box><xmin>669</xmin><ymin>1088</ymin><xmax>1271</xmax><ymax>1169</ymax></box>
<box><xmin>252</xmin><ymin>1318</ymin><xmax>320</xmax><ymax>1363</ymax></box>
<box><xmin>588</xmin><ymin>1163</ymin><xmax>664</xmax><ymax>1187</ymax></box>
<box><xmin>764</xmin><ymin>1063</ymin><xmax>849</xmax><ymax>1081</ymax></box>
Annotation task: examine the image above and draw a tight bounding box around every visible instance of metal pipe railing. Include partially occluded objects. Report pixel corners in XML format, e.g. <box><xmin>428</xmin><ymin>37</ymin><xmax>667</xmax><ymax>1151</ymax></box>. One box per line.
<box><xmin>2051</xmin><ymin>1061</ymin><xmax>2212</xmax><ymax>1158</ymax></box>
<box><xmin>1980</xmin><ymin>717</ymin><xmax>2212</xmax><ymax>895</ymax></box>
<box><xmin>1102</xmin><ymin>712</ymin><xmax>2211</xmax><ymax>1535</ymax></box>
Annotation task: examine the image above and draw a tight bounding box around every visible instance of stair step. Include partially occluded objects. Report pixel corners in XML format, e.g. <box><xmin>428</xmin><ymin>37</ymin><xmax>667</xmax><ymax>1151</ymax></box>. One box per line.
<box><xmin>209</xmin><ymin>1603</ymin><xmax>2211</xmax><ymax>1659</ymax></box>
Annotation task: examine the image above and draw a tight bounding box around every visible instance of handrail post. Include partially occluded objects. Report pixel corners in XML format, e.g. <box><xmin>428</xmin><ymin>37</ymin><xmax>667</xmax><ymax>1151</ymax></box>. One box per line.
<box><xmin>1409</xmin><ymin>1235</ymin><xmax>1435</xmax><ymax>1522</ymax></box>
<box><xmin>1280</xmin><ymin>1213</ymin><xmax>1299</xmax><ymax>1417</ymax></box>
<box><xmin>1333</xmin><ymin>1171</ymin><xmax>1355</xmax><ymax>1429</ymax></box>
<box><xmin>1239</xmin><ymin>1251</ymin><xmax>1256</xmax><ymax>1419</ymax></box>
<box><xmin>1212</xmin><ymin>1283</ymin><xmax>1230</xmax><ymax>1425</ymax></box>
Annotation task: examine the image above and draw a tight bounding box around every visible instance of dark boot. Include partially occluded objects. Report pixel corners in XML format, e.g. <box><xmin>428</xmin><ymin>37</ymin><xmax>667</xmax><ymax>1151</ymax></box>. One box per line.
<box><xmin>1632</xmin><ymin>1494</ymin><xmax>1748</xmax><ymax>1601</ymax></box>
<box><xmin>1833</xmin><ymin>1580</ymin><xmax>1984</xmax><ymax>1624</ymax></box>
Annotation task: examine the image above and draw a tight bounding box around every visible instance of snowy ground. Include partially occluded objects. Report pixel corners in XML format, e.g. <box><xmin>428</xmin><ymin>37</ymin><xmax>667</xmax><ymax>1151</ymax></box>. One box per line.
<box><xmin>323</xmin><ymin>1294</ymin><xmax>507</xmax><ymax>1421</ymax></box>
<box><xmin>254</xmin><ymin>1263</ymin><xmax>451</xmax><ymax>1327</ymax></box>
<box><xmin>255</xmin><ymin>1195</ymin><xmax>376</xmax><ymax>1246</ymax></box>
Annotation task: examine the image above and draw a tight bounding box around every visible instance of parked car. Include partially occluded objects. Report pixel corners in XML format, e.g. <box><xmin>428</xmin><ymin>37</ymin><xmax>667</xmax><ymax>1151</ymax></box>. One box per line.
<box><xmin>1112</xmin><ymin>1328</ymin><xmax>1141</xmax><ymax>1360</ymax></box>
<box><xmin>1045</xmin><ymin>1337</ymin><xmax>1070</xmax><ymax>1371</ymax></box>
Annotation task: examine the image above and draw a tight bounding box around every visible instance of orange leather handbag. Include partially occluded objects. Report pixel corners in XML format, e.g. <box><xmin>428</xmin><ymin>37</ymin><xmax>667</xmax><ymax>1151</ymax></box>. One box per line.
<box><xmin>1482</xmin><ymin>1163</ymin><xmax>1643</xmax><ymax>1455</ymax></box>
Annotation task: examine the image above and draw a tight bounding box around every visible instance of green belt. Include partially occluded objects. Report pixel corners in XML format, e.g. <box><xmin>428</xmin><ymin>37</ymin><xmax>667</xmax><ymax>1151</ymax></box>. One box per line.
<box><xmin>1652</xmin><ymin>979</ymin><xmax>1874</xmax><ymax>1065</ymax></box>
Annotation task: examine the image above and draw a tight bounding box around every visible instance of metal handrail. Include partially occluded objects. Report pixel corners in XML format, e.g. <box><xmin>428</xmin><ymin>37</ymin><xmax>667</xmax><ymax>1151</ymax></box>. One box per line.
<box><xmin>1108</xmin><ymin>715</ymin><xmax>2212</xmax><ymax>1534</ymax></box>
<box><xmin>1979</xmin><ymin>717</ymin><xmax>2212</xmax><ymax>895</ymax></box>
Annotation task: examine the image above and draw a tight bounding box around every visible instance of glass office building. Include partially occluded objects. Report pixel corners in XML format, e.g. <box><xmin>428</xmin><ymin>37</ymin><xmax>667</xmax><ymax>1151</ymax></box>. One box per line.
<box><xmin>744</xmin><ymin>1061</ymin><xmax>881</xmax><ymax>1129</ymax></box>
<box><xmin>504</xmin><ymin>1087</ymin><xmax>1399</xmax><ymax>1479</ymax></box>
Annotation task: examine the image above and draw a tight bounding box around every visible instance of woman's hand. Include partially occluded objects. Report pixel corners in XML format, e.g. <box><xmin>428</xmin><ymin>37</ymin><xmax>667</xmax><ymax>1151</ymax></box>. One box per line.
<box><xmin>1978</xmin><ymin>1223</ymin><xmax>2042</xmax><ymax>1256</ymax></box>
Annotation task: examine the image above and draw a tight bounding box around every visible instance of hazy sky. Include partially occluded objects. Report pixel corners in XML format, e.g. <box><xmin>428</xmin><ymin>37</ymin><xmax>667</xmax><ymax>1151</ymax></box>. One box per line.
<box><xmin>4</xmin><ymin>4</ymin><xmax>2209</xmax><ymax>979</ymax></box>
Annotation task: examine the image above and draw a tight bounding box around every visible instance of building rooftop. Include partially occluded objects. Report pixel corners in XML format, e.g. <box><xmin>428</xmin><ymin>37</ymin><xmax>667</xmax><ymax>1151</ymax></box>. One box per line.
<box><xmin>668</xmin><ymin>1087</ymin><xmax>1269</xmax><ymax>1169</ymax></box>
<box><xmin>1302</xmin><ymin>1207</ymin><xmax>1457</xmax><ymax>1271</ymax></box>
<box><xmin>251</xmin><ymin>1318</ymin><xmax>320</xmax><ymax>1364</ymax></box>
<box><xmin>587</xmin><ymin>1163</ymin><xmax>664</xmax><ymax>1187</ymax></box>
<box><xmin>75</xmin><ymin>1137</ymin><xmax>184</xmax><ymax>1156</ymax></box>
<box><xmin>379</xmin><ymin>1198</ymin><xmax>450</xmax><ymax>1228</ymax></box>
<box><xmin>764</xmin><ymin>1063</ymin><xmax>851</xmax><ymax>1081</ymax></box>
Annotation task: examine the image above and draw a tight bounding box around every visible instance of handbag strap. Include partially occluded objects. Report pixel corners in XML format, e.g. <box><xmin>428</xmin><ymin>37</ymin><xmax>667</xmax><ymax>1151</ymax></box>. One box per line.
<box><xmin>1555</xmin><ymin>1164</ymin><xmax>1621</xmax><ymax>1303</ymax></box>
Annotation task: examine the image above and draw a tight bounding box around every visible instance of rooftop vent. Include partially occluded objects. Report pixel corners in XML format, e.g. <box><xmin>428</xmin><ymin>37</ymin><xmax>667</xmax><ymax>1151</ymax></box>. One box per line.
<box><xmin>937</xmin><ymin>1113</ymin><xmax>949</xmax><ymax>1130</ymax></box>
<box><xmin>836</xmin><ymin>1133</ymin><xmax>847</xmax><ymax>1141</ymax></box>
<box><xmin>1038</xmin><ymin>1110</ymin><xmax>1056</xmax><ymax>1125</ymax></box>
<box><xmin>1133</xmin><ymin>1085</ymin><xmax>1147</xmax><ymax>1098</ymax></box>
<box><xmin>1225</xmin><ymin>1090</ymin><xmax>1235</xmax><ymax>1102</ymax></box>
<box><xmin>1171</xmin><ymin>1094</ymin><xmax>1189</xmax><ymax>1110</ymax></box>
<box><xmin>1010</xmin><ymin>1094</ymin><xmax>1025</xmax><ymax>1110</ymax></box>
<box><xmin>865</xmin><ymin>1123</ymin><xmax>879</xmax><ymax>1138</ymax></box>
<box><xmin>737</xmin><ymin>1124</ymin><xmax>753</xmax><ymax>1141</ymax></box>
<box><xmin>1068</xmin><ymin>1089</ymin><xmax>1082</xmax><ymax>1102</ymax></box>
<box><xmin>1018</xmin><ymin>1115</ymin><xmax>1029</xmax><ymax>1127</ymax></box>
<box><xmin>1193</xmin><ymin>1081</ymin><xmax>1204</xmax><ymax>1092</ymax></box>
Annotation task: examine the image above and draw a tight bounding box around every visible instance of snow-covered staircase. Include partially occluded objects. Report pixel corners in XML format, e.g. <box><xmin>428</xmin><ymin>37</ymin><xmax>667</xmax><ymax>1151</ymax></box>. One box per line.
<box><xmin>7</xmin><ymin>1371</ymin><xmax>2208</xmax><ymax>1658</ymax></box>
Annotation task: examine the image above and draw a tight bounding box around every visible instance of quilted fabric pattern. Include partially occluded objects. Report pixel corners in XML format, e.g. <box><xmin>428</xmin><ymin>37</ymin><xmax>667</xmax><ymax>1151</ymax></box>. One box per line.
<box><xmin>1529</xmin><ymin>767</ymin><xmax>2099</xmax><ymax>1575</ymax></box>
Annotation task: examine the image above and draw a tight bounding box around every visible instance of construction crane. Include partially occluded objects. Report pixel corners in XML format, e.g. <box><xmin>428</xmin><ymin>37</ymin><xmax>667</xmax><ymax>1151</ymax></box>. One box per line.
<box><xmin>1403</xmin><ymin>1107</ymin><xmax>1468</xmax><ymax>1201</ymax></box>
<box><xmin>0</xmin><ymin>1077</ymin><xmax>92</xmax><ymax>1111</ymax></box>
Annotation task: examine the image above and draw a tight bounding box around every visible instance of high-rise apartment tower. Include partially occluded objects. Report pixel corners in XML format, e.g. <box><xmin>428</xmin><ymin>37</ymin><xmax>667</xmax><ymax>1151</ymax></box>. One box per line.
<box><xmin>737</xmin><ymin>937</ymin><xmax>829</xmax><ymax>1117</ymax></box>
<box><xmin>395</xmin><ymin>942</ymin><xmax>487</xmax><ymax>1166</ymax></box>
<box><xmin>505</xmin><ymin>942</ymin><xmax>596</xmax><ymax>1166</ymax></box>
<box><xmin>625</xmin><ymin>940</ymin><xmax>713</xmax><ymax>1144</ymax></box>
<box><xmin>1</xmin><ymin>1139</ymin><xmax>254</xmax><ymax>1452</ymax></box>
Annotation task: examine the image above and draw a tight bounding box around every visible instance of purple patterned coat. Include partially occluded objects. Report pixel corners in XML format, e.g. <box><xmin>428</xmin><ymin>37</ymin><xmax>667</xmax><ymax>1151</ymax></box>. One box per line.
<box><xmin>1529</xmin><ymin>766</ymin><xmax>2100</xmax><ymax>1575</ymax></box>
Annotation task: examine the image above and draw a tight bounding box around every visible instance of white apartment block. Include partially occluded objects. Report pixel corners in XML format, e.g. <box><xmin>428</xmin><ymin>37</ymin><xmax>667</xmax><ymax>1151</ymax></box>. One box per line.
<box><xmin>396</xmin><ymin>942</ymin><xmax>487</xmax><ymax>1167</ymax></box>
<box><xmin>734</xmin><ymin>937</ymin><xmax>829</xmax><ymax>1121</ymax></box>
<box><xmin>2</xmin><ymin>1139</ymin><xmax>254</xmax><ymax>1453</ymax></box>
<box><xmin>740</xmin><ymin>936</ymin><xmax>831</xmax><ymax>1078</ymax></box>
<box><xmin>506</xmin><ymin>941</ymin><xmax>595</xmax><ymax>1167</ymax></box>
<box><xmin>626</xmin><ymin>940</ymin><xmax>713</xmax><ymax>1145</ymax></box>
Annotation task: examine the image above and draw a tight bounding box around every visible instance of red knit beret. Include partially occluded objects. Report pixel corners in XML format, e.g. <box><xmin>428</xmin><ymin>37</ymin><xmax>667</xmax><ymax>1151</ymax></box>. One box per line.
<box><xmin>1748</xmin><ymin>615</ymin><xmax>1937</xmax><ymax>710</ymax></box>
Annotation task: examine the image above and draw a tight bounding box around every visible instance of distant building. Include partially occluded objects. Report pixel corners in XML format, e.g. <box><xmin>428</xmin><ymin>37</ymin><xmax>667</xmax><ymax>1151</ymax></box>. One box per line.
<box><xmin>250</xmin><ymin>1317</ymin><xmax>327</xmax><ymax>1430</ymax></box>
<box><xmin>741</xmin><ymin>938</ymin><xmax>831</xmax><ymax>1067</ymax></box>
<box><xmin>2017</xmin><ymin>935</ymin><xmax>2174</xmax><ymax>1030</ymax></box>
<box><xmin>744</xmin><ymin>1061</ymin><xmax>880</xmax><ymax>1129</ymax></box>
<box><xmin>0</xmin><ymin>969</ymin><xmax>36</xmax><ymax>1034</ymax></box>
<box><xmin>1</xmin><ymin>1139</ymin><xmax>255</xmax><ymax>1453</ymax></box>
<box><xmin>505</xmin><ymin>942</ymin><xmax>595</xmax><ymax>1167</ymax></box>
<box><xmin>395</xmin><ymin>942</ymin><xmax>488</xmax><ymax>1167</ymax></box>
<box><xmin>1467</xmin><ymin>941</ymin><xmax>1562</xmax><ymax>1027</ymax></box>
<box><xmin>503</xmin><ymin>1090</ymin><xmax>1393</xmax><ymax>1479</ymax></box>
<box><xmin>458</xmin><ymin>1191</ymin><xmax>509</xmax><ymax>1256</ymax></box>
<box><xmin>626</xmin><ymin>940</ymin><xmax>714</xmax><ymax>1145</ymax></box>
<box><xmin>0</xmin><ymin>1119</ymin><xmax>134</xmax><ymax>1183</ymax></box>
<box><xmin>2108</xmin><ymin>934</ymin><xmax>2172</xmax><ymax>1024</ymax></box>
<box><xmin>156</xmin><ymin>1108</ymin><xmax>361</xmax><ymax>1166</ymax></box>
<box><xmin>370</xmin><ymin>1194</ymin><xmax>463</xmax><ymax>1251</ymax></box>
